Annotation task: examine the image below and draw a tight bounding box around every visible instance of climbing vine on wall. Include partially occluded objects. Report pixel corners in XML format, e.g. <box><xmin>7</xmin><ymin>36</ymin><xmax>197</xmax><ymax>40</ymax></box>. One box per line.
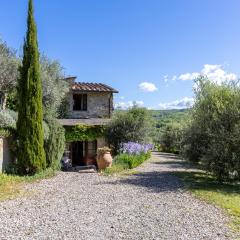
<box><xmin>65</xmin><ymin>125</ymin><xmax>105</xmax><ymax>142</ymax></box>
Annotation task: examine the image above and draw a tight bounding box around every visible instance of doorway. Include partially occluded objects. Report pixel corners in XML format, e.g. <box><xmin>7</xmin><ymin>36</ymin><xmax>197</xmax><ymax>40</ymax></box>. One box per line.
<box><xmin>71</xmin><ymin>141</ymin><xmax>85</xmax><ymax>166</ymax></box>
<box><xmin>70</xmin><ymin>140</ymin><xmax>98</xmax><ymax>166</ymax></box>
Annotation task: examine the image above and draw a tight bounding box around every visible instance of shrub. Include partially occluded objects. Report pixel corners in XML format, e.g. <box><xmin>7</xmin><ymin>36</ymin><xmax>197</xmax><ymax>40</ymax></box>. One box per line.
<box><xmin>0</xmin><ymin>129</ymin><xmax>11</xmax><ymax>138</ymax></box>
<box><xmin>104</xmin><ymin>142</ymin><xmax>152</xmax><ymax>174</ymax></box>
<box><xmin>114</xmin><ymin>142</ymin><xmax>152</xmax><ymax>169</ymax></box>
<box><xmin>43</xmin><ymin>121</ymin><xmax>50</xmax><ymax>141</ymax></box>
<box><xmin>114</xmin><ymin>152</ymin><xmax>150</xmax><ymax>169</ymax></box>
<box><xmin>181</xmin><ymin>121</ymin><xmax>206</xmax><ymax>162</ymax></box>
<box><xmin>44</xmin><ymin>118</ymin><xmax>65</xmax><ymax>169</ymax></box>
<box><xmin>0</xmin><ymin>109</ymin><xmax>17</xmax><ymax>130</ymax></box>
<box><xmin>106</xmin><ymin>107</ymin><xmax>153</xmax><ymax>153</ymax></box>
<box><xmin>159</xmin><ymin>122</ymin><xmax>183</xmax><ymax>154</ymax></box>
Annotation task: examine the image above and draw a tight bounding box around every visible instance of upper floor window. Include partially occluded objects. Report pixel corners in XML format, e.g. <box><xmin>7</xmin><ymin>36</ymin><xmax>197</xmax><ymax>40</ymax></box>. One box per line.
<box><xmin>73</xmin><ymin>94</ymin><xmax>87</xmax><ymax>111</ymax></box>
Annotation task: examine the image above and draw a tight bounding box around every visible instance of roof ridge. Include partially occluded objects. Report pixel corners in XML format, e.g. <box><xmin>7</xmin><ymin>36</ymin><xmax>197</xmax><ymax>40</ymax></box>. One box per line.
<box><xmin>71</xmin><ymin>82</ymin><xmax>118</xmax><ymax>93</ymax></box>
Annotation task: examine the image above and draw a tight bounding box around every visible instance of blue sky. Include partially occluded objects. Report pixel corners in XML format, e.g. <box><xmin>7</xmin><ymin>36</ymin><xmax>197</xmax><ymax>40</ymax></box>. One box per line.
<box><xmin>1</xmin><ymin>0</ymin><xmax>240</xmax><ymax>109</ymax></box>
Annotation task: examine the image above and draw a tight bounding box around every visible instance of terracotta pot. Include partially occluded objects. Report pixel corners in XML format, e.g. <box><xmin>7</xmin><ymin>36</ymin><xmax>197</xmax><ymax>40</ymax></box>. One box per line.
<box><xmin>97</xmin><ymin>151</ymin><xmax>113</xmax><ymax>170</ymax></box>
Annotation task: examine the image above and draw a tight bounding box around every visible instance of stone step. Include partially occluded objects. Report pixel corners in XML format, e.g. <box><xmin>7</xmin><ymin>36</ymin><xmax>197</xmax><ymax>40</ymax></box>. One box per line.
<box><xmin>72</xmin><ymin>165</ymin><xmax>97</xmax><ymax>172</ymax></box>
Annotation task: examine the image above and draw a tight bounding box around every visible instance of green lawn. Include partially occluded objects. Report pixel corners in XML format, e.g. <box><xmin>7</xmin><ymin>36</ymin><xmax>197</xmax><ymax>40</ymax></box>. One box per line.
<box><xmin>175</xmin><ymin>171</ymin><xmax>240</xmax><ymax>233</ymax></box>
<box><xmin>0</xmin><ymin>168</ymin><xmax>56</xmax><ymax>201</ymax></box>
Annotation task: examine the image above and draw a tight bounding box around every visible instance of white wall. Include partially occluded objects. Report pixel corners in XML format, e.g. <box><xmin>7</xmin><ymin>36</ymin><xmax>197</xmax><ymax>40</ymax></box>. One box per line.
<box><xmin>0</xmin><ymin>138</ymin><xmax>13</xmax><ymax>173</ymax></box>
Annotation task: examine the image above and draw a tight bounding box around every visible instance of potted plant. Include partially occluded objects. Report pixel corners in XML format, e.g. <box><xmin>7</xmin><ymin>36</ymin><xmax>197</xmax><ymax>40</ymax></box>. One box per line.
<box><xmin>97</xmin><ymin>147</ymin><xmax>112</xmax><ymax>170</ymax></box>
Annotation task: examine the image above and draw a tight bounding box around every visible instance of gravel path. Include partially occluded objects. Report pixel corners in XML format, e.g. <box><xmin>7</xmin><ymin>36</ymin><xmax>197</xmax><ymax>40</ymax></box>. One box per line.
<box><xmin>0</xmin><ymin>152</ymin><xmax>236</xmax><ymax>240</ymax></box>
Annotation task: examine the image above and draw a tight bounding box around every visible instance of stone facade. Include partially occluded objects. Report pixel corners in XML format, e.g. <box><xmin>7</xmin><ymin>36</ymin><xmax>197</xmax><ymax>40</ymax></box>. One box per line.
<box><xmin>61</xmin><ymin>81</ymin><xmax>117</xmax><ymax>166</ymax></box>
<box><xmin>0</xmin><ymin>138</ymin><xmax>12</xmax><ymax>173</ymax></box>
<box><xmin>97</xmin><ymin>137</ymin><xmax>107</xmax><ymax>148</ymax></box>
<box><xmin>68</xmin><ymin>91</ymin><xmax>113</xmax><ymax>119</ymax></box>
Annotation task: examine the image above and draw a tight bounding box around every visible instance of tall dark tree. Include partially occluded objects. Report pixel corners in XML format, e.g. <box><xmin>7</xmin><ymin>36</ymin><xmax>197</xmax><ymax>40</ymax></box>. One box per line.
<box><xmin>17</xmin><ymin>0</ymin><xmax>46</xmax><ymax>174</ymax></box>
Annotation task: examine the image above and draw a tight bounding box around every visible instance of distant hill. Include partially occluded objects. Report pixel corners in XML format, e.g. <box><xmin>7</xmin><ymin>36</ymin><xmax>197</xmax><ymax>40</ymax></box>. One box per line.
<box><xmin>149</xmin><ymin>109</ymin><xmax>190</xmax><ymax>129</ymax></box>
<box><xmin>150</xmin><ymin>108</ymin><xmax>189</xmax><ymax>119</ymax></box>
<box><xmin>114</xmin><ymin>108</ymin><xmax>190</xmax><ymax>128</ymax></box>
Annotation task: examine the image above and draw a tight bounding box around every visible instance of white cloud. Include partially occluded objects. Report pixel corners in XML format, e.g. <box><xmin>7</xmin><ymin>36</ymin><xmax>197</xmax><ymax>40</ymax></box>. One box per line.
<box><xmin>120</xmin><ymin>96</ymin><xmax>125</xmax><ymax>100</ymax></box>
<box><xmin>135</xmin><ymin>100</ymin><xmax>144</xmax><ymax>106</ymax></box>
<box><xmin>163</xmin><ymin>75</ymin><xmax>169</xmax><ymax>82</ymax></box>
<box><xmin>138</xmin><ymin>82</ymin><xmax>158</xmax><ymax>92</ymax></box>
<box><xmin>172</xmin><ymin>75</ymin><xmax>177</xmax><ymax>81</ymax></box>
<box><xmin>178</xmin><ymin>64</ymin><xmax>238</xmax><ymax>84</ymax></box>
<box><xmin>179</xmin><ymin>72</ymin><xmax>200</xmax><ymax>81</ymax></box>
<box><xmin>114</xmin><ymin>100</ymin><xmax>144</xmax><ymax>110</ymax></box>
<box><xmin>158</xmin><ymin>97</ymin><xmax>194</xmax><ymax>110</ymax></box>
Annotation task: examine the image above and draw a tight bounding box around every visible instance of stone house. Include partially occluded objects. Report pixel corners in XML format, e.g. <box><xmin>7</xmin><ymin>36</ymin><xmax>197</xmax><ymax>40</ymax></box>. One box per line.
<box><xmin>59</xmin><ymin>77</ymin><xmax>118</xmax><ymax>166</ymax></box>
<box><xmin>0</xmin><ymin>77</ymin><xmax>118</xmax><ymax>171</ymax></box>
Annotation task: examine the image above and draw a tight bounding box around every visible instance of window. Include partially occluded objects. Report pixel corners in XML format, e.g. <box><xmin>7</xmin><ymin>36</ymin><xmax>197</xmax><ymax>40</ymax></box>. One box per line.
<box><xmin>73</xmin><ymin>94</ymin><xmax>87</xmax><ymax>111</ymax></box>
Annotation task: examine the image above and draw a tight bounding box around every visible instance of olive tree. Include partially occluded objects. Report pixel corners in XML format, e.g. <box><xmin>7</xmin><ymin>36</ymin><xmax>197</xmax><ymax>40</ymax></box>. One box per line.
<box><xmin>182</xmin><ymin>76</ymin><xmax>240</xmax><ymax>181</ymax></box>
<box><xmin>5</xmin><ymin>53</ymin><xmax>70</xmax><ymax>117</ymax></box>
<box><xmin>106</xmin><ymin>107</ymin><xmax>153</xmax><ymax>153</ymax></box>
<box><xmin>40</xmin><ymin>55</ymin><xmax>69</xmax><ymax>118</ymax></box>
<box><xmin>0</xmin><ymin>40</ymin><xmax>19</xmax><ymax>109</ymax></box>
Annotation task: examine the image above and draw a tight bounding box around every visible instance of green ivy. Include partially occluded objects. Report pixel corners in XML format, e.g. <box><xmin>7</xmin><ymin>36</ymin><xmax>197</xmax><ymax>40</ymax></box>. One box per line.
<box><xmin>65</xmin><ymin>125</ymin><xmax>105</xmax><ymax>142</ymax></box>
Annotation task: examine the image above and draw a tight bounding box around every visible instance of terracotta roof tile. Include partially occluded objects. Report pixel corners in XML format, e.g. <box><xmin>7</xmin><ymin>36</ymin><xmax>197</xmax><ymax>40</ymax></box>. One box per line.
<box><xmin>71</xmin><ymin>82</ymin><xmax>118</xmax><ymax>93</ymax></box>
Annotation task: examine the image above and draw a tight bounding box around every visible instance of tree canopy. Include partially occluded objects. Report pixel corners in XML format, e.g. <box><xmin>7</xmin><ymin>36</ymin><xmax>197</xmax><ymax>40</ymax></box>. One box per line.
<box><xmin>106</xmin><ymin>107</ymin><xmax>153</xmax><ymax>153</ymax></box>
<box><xmin>0</xmin><ymin>40</ymin><xmax>19</xmax><ymax>109</ymax></box>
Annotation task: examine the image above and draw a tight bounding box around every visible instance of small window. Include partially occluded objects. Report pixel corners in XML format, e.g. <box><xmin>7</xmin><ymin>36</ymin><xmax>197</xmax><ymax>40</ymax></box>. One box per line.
<box><xmin>73</xmin><ymin>94</ymin><xmax>87</xmax><ymax>111</ymax></box>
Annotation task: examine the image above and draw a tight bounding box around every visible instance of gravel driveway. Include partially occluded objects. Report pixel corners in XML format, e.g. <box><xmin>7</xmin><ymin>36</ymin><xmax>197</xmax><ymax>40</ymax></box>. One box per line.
<box><xmin>0</xmin><ymin>152</ymin><xmax>235</xmax><ymax>240</ymax></box>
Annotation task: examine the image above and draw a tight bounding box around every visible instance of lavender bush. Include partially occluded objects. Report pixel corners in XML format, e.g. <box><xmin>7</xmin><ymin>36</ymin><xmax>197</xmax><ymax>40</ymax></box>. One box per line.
<box><xmin>105</xmin><ymin>142</ymin><xmax>153</xmax><ymax>173</ymax></box>
<box><xmin>120</xmin><ymin>142</ymin><xmax>153</xmax><ymax>155</ymax></box>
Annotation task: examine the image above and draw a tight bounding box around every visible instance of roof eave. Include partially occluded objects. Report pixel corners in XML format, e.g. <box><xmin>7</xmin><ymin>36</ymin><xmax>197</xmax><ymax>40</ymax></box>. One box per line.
<box><xmin>71</xmin><ymin>90</ymin><xmax>119</xmax><ymax>93</ymax></box>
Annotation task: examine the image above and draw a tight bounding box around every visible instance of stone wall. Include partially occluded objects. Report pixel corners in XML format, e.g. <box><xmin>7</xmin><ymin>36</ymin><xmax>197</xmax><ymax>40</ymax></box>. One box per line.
<box><xmin>0</xmin><ymin>137</ymin><xmax>12</xmax><ymax>173</ymax></box>
<box><xmin>97</xmin><ymin>137</ymin><xmax>108</xmax><ymax>148</ymax></box>
<box><xmin>68</xmin><ymin>91</ymin><xmax>113</xmax><ymax>119</ymax></box>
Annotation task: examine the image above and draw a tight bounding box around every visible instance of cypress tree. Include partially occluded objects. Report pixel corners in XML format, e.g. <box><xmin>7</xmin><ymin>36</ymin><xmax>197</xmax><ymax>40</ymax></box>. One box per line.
<box><xmin>17</xmin><ymin>0</ymin><xmax>46</xmax><ymax>174</ymax></box>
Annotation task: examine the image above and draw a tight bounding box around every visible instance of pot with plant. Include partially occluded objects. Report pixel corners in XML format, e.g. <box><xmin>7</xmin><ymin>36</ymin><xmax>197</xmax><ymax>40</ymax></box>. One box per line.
<box><xmin>97</xmin><ymin>147</ymin><xmax>112</xmax><ymax>170</ymax></box>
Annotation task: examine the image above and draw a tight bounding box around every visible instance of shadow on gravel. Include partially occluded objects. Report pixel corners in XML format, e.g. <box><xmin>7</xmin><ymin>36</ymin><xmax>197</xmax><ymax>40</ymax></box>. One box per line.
<box><xmin>153</xmin><ymin>161</ymin><xmax>182</xmax><ymax>165</ymax></box>
<box><xmin>153</xmin><ymin>152</ymin><xmax>183</xmax><ymax>160</ymax></box>
<box><xmin>152</xmin><ymin>161</ymin><xmax>193</xmax><ymax>171</ymax></box>
<box><xmin>153</xmin><ymin>152</ymin><xmax>201</xmax><ymax>170</ymax></box>
<box><xmin>118</xmin><ymin>171</ymin><xmax>183</xmax><ymax>192</ymax></box>
<box><xmin>100</xmin><ymin>152</ymin><xmax>200</xmax><ymax>193</ymax></box>
<box><xmin>101</xmin><ymin>171</ymin><xmax>184</xmax><ymax>193</ymax></box>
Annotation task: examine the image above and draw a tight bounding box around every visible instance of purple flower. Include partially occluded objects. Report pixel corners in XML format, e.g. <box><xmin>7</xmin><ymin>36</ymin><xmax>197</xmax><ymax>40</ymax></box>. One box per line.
<box><xmin>120</xmin><ymin>142</ymin><xmax>153</xmax><ymax>155</ymax></box>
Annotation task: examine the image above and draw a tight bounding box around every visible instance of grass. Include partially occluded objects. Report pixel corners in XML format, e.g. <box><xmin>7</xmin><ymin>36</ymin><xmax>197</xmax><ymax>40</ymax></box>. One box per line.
<box><xmin>103</xmin><ymin>152</ymin><xmax>151</xmax><ymax>175</ymax></box>
<box><xmin>175</xmin><ymin>170</ymin><xmax>240</xmax><ymax>233</ymax></box>
<box><xmin>0</xmin><ymin>168</ymin><xmax>56</xmax><ymax>201</ymax></box>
